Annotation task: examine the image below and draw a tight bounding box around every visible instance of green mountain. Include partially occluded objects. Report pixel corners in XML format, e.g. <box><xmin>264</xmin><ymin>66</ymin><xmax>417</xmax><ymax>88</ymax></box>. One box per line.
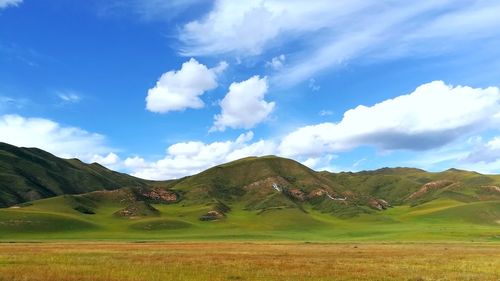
<box><xmin>0</xmin><ymin>142</ymin><xmax>151</xmax><ymax>207</ymax></box>
<box><xmin>0</xmin><ymin>144</ymin><xmax>499</xmax><ymax>241</ymax></box>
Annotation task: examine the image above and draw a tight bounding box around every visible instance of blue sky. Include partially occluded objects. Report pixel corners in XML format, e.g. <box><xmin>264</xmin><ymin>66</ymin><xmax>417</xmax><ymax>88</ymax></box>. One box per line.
<box><xmin>1</xmin><ymin>0</ymin><xmax>500</xmax><ymax>179</ymax></box>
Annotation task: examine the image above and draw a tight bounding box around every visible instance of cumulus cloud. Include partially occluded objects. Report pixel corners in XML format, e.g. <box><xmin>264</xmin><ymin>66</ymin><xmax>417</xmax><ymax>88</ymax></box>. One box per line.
<box><xmin>0</xmin><ymin>0</ymin><xmax>22</xmax><ymax>9</ymax></box>
<box><xmin>146</xmin><ymin>58</ymin><xmax>228</xmax><ymax>113</ymax></box>
<box><xmin>125</xmin><ymin>81</ymin><xmax>500</xmax><ymax>179</ymax></box>
<box><xmin>279</xmin><ymin>81</ymin><xmax>500</xmax><ymax>157</ymax></box>
<box><xmin>300</xmin><ymin>154</ymin><xmax>337</xmax><ymax>172</ymax></box>
<box><xmin>179</xmin><ymin>0</ymin><xmax>500</xmax><ymax>85</ymax></box>
<box><xmin>212</xmin><ymin>75</ymin><xmax>275</xmax><ymax>131</ymax></box>
<box><xmin>0</xmin><ymin>114</ymin><xmax>114</xmax><ymax>162</ymax></box>
<box><xmin>90</xmin><ymin>152</ymin><xmax>120</xmax><ymax>166</ymax></box>
<box><xmin>125</xmin><ymin>131</ymin><xmax>277</xmax><ymax>180</ymax></box>
<box><xmin>266</xmin><ymin>54</ymin><xmax>285</xmax><ymax>70</ymax></box>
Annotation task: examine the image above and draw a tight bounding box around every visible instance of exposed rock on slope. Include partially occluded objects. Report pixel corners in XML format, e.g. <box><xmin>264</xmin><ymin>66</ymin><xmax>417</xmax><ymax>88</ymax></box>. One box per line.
<box><xmin>368</xmin><ymin>198</ymin><xmax>391</xmax><ymax>210</ymax></box>
<box><xmin>407</xmin><ymin>180</ymin><xmax>456</xmax><ymax>200</ymax></box>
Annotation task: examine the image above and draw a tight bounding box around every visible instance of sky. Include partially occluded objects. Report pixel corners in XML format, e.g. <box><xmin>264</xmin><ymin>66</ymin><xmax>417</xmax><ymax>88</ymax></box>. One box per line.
<box><xmin>1</xmin><ymin>0</ymin><xmax>500</xmax><ymax>179</ymax></box>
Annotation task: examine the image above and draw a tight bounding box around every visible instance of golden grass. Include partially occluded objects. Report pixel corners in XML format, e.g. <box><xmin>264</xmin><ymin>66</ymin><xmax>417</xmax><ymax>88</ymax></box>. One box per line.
<box><xmin>0</xmin><ymin>242</ymin><xmax>498</xmax><ymax>281</ymax></box>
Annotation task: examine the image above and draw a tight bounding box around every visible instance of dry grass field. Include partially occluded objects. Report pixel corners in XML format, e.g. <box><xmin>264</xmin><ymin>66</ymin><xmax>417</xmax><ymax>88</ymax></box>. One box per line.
<box><xmin>0</xmin><ymin>242</ymin><xmax>498</xmax><ymax>281</ymax></box>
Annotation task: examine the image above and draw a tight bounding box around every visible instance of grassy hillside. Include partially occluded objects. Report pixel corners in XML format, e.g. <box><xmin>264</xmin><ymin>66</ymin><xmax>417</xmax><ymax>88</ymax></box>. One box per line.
<box><xmin>1</xmin><ymin>150</ymin><xmax>499</xmax><ymax>241</ymax></box>
<box><xmin>0</xmin><ymin>194</ymin><xmax>498</xmax><ymax>241</ymax></box>
<box><xmin>0</xmin><ymin>142</ymin><xmax>153</xmax><ymax>207</ymax></box>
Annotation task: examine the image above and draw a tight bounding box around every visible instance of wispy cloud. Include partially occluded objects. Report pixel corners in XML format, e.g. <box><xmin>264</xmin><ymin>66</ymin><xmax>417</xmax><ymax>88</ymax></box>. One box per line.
<box><xmin>0</xmin><ymin>96</ymin><xmax>27</xmax><ymax>112</ymax></box>
<box><xmin>0</xmin><ymin>0</ymin><xmax>22</xmax><ymax>9</ymax></box>
<box><xmin>56</xmin><ymin>90</ymin><xmax>81</xmax><ymax>104</ymax></box>
<box><xmin>178</xmin><ymin>0</ymin><xmax>500</xmax><ymax>86</ymax></box>
<box><xmin>309</xmin><ymin>78</ymin><xmax>320</xmax><ymax>92</ymax></box>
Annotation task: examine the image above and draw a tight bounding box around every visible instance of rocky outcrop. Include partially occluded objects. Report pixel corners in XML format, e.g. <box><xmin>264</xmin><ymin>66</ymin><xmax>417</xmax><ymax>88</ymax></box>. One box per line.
<box><xmin>140</xmin><ymin>187</ymin><xmax>178</xmax><ymax>203</ymax></box>
<box><xmin>285</xmin><ymin>188</ymin><xmax>307</xmax><ymax>201</ymax></box>
<box><xmin>199</xmin><ymin>210</ymin><xmax>225</xmax><ymax>221</ymax></box>
<box><xmin>307</xmin><ymin>189</ymin><xmax>328</xmax><ymax>199</ymax></box>
<box><xmin>368</xmin><ymin>198</ymin><xmax>390</xmax><ymax>210</ymax></box>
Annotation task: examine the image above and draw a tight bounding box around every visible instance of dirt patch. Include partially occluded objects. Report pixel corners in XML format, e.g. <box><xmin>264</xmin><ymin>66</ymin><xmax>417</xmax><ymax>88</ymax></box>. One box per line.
<box><xmin>482</xmin><ymin>186</ymin><xmax>500</xmax><ymax>193</ymax></box>
<box><xmin>407</xmin><ymin>180</ymin><xmax>455</xmax><ymax>200</ymax></box>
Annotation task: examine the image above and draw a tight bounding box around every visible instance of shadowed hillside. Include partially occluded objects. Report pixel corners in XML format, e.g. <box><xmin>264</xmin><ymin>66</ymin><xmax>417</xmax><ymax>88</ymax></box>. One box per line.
<box><xmin>0</xmin><ymin>142</ymin><xmax>152</xmax><ymax>207</ymax></box>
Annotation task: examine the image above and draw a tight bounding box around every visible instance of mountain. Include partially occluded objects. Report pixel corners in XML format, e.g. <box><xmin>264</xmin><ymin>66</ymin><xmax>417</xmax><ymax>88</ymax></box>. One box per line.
<box><xmin>0</xmin><ymin>142</ymin><xmax>151</xmax><ymax>207</ymax></box>
<box><xmin>166</xmin><ymin>155</ymin><xmax>500</xmax><ymax>217</ymax></box>
<box><xmin>0</xmin><ymin>145</ymin><xmax>499</xmax><ymax>241</ymax></box>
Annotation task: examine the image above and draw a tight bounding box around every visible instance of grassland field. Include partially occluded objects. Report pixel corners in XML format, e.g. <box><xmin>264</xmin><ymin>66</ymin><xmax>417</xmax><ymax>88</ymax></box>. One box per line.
<box><xmin>0</xmin><ymin>242</ymin><xmax>498</xmax><ymax>281</ymax></box>
<box><xmin>1</xmin><ymin>151</ymin><xmax>499</xmax><ymax>280</ymax></box>
<box><xmin>1</xmin><ymin>197</ymin><xmax>498</xmax><ymax>280</ymax></box>
<box><xmin>0</xmin><ymin>196</ymin><xmax>498</xmax><ymax>242</ymax></box>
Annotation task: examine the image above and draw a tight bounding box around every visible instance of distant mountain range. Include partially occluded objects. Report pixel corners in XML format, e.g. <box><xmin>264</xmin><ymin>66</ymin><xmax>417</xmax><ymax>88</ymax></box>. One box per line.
<box><xmin>0</xmin><ymin>142</ymin><xmax>499</xmax><ymax>241</ymax></box>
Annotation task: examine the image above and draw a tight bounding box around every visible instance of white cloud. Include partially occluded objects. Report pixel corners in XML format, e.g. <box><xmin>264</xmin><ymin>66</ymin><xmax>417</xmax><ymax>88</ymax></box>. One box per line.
<box><xmin>179</xmin><ymin>0</ymin><xmax>500</xmax><ymax>86</ymax></box>
<box><xmin>266</xmin><ymin>54</ymin><xmax>285</xmax><ymax>70</ymax></box>
<box><xmin>126</xmin><ymin>81</ymin><xmax>500</xmax><ymax>179</ymax></box>
<box><xmin>352</xmin><ymin>158</ymin><xmax>366</xmax><ymax>168</ymax></box>
<box><xmin>0</xmin><ymin>0</ymin><xmax>22</xmax><ymax>9</ymax></box>
<box><xmin>57</xmin><ymin>90</ymin><xmax>81</xmax><ymax>103</ymax></box>
<box><xmin>300</xmin><ymin>154</ymin><xmax>337</xmax><ymax>172</ymax></box>
<box><xmin>179</xmin><ymin>0</ymin><xmax>356</xmax><ymax>56</ymax></box>
<box><xmin>0</xmin><ymin>114</ymin><xmax>114</xmax><ymax>161</ymax></box>
<box><xmin>126</xmin><ymin>131</ymin><xmax>277</xmax><ymax>180</ymax></box>
<box><xmin>146</xmin><ymin>58</ymin><xmax>228</xmax><ymax>113</ymax></box>
<box><xmin>212</xmin><ymin>75</ymin><xmax>275</xmax><ymax>131</ymax></box>
<box><xmin>463</xmin><ymin>136</ymin><xmax>500</xmax><ymax>164</ymax></box>
<box><xmin>124</xmin><ymin>156</ymin><xmax>148</xmax><ymax>169</ymax></box>
<box><xmin>279</xmin><ymin>81</ymin><xmax>500</xmax><ymax>157</ymax></box>
<box><xmin>90</xmin><ymin>152</ymin><xmax>120</xmax><ymax>166</ymax></box>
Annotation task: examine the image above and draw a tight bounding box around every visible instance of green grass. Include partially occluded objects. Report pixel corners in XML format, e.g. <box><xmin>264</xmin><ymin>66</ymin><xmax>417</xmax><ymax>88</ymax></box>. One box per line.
<box><xmin>1</xmin><ymin>151</ymin><xmax>499</xmax><ymax>242</ymax></box>
<box><xmin>0</xmin><ymin>196</ymin><xmax>498</xmax><ymax>242</ymax></box>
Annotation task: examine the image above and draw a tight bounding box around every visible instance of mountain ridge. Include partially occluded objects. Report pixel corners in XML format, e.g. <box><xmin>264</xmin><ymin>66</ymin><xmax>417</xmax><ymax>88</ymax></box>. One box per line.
<box><xmin>0</xmin><ymin>142</ymin><xmax>151</xmax><ymax>207</ymax></box>
<box><xmin>1</xmin><ymin>143</ymin><xmax>499</xmax><ymax>241</ymax></box>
